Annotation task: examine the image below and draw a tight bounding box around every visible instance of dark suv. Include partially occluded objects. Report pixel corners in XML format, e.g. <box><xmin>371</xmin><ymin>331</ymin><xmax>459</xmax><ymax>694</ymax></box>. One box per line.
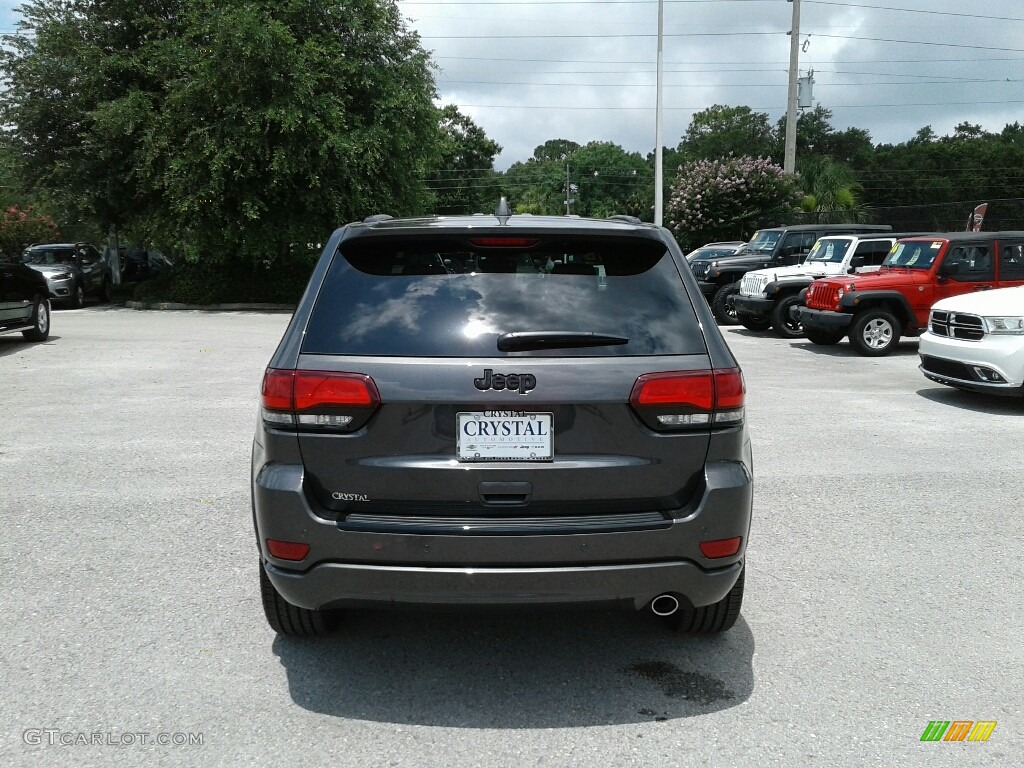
<box><xmin>22</xmin><ymin>242</ymin><xmax>111</xmax><ymax>307</ymax></box>
<box><xmin>0</xmin><ymin>253</ymin><xmax>50</xmax><ymax>341</ymax></box>
<box><xmin>252</xmin><ymin>207</ymin><xmax>753</xmax><ymax>636</ymax></box>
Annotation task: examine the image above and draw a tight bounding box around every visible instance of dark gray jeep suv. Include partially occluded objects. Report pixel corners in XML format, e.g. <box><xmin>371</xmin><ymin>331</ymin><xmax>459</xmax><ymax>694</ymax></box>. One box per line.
<box><xmin>252</xmin><ymin>206</ymin><xmax>753</xmax><ymax>636</ymax></box>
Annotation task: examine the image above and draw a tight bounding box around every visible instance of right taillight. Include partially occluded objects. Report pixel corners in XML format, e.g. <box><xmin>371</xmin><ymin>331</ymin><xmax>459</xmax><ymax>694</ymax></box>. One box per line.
<box><xmin>261</xmin><ymin>369</ymin><xmax>380</xmax><ymax>431</ymax></box>
<box><xmin>629</xmin><ymin>369</ymin><xmax>745</xmax><ymax>430</ymax></box>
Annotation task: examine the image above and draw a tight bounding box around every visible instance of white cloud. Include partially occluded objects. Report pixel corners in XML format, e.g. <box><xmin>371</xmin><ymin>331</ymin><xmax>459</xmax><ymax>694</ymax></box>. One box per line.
<box><xmin>401</xmin><ymin>0</ymin><xmax>1024</xmax><ymax>168</ymax></box>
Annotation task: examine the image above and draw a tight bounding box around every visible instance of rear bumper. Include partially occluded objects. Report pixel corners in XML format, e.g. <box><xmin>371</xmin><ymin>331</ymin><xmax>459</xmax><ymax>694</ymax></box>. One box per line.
<box><xmin>253</xmin><ymin>456</ymin><xmax>752</xmax><ymax>611</ymax></box>
<box><xmin>733</xmin><ymin>295</ymin><xmax>774</xmax><ymax>318</ymax></box>
<box><xmin>265</xmin><ymin>559</ymin><xmax>743</xmax><ymax>612</ymax></box>
<box><xmin>798</xmin><ymin>306</ymin><xmax>853</xmax><ymax>331</ymax></box>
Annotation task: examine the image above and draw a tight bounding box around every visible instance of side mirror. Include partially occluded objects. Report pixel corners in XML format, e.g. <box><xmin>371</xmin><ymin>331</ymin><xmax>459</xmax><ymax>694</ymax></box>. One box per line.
<box><xmin>938</xmin><ymin>260</ymin><xmax>961</xmax><ymax>277</ymax></box>
<box><xmin>848</xmin><ymin>256</ymin><xmax>865</xmax><ymax>274</ymax></box>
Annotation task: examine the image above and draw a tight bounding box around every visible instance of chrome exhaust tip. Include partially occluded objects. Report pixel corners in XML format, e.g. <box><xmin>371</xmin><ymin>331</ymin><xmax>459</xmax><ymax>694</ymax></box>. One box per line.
<box><xmin>650</xmin><ymin>594</ymin><xmax>680</xmax><ymax>617</ymax></box>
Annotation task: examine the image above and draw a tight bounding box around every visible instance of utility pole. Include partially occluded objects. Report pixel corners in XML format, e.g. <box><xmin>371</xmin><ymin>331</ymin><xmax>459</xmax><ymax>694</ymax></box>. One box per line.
<box><xmin>654</xmin><ymin>0</ymin><xmax>665</xmax><ymax>225</ymax></box>
<box><xmin>565</xmin><ymin>163</ymin><xmax>572</xmax><ymax>215</ymax></box>
<box><xmin>784</xmin><ymin>0</ymin><xmax>801</xmax><ymax>174</ymax></box>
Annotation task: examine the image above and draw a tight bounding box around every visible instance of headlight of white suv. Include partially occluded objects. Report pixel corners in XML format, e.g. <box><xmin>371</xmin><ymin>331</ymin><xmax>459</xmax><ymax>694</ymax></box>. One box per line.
<box><xmin>983</xmin><ymin>316</ymin><xmax>1024</xmax><ymax>334</ymax></box>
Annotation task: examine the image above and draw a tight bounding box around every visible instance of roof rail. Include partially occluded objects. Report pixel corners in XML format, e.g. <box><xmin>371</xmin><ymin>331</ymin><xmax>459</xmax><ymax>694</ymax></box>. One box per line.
<box><xmin>607</xmin><ymin>215</ymin><xmax>641</xmax><ymax>225</ymax></box>
<box><xmin>363</xmin><ymin>214</ymin><xmax>393</xmax><ymax>224</ymax></box>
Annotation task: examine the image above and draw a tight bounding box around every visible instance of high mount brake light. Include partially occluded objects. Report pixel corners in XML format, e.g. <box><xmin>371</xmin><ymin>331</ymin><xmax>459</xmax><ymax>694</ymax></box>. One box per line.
<box><xmin>261</xmin><ymin>369</ymin><xmax>380</xmax><ymax>430</ymax></box>
<box><xmin>629</xmin><ymin>369</ymin><xmax>745</xmax><ymax>429</ymax></box>
<box><xmin>469</xmin><ymin>237</ymin><xmax>539</xmax><ymax>248</ymax></box>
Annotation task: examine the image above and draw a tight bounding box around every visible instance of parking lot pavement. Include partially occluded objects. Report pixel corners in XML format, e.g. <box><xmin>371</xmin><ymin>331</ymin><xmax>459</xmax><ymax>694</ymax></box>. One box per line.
<box><xmin>1</xmin><ymin>308</ymin><xmax>1021</xmax><ymax>768</ymax></box>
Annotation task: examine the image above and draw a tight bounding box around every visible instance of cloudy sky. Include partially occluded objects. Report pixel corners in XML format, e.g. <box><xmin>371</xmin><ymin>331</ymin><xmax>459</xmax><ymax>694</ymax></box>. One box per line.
<box><xmin>397</xmin><ymin>0</ymin><xmax>1024</xmax><ymax>168</ymax></box>
<box><xmin>2</xmin><ymin>1</ymin><xmax>1021</xmax><ymax>171</ymax></box>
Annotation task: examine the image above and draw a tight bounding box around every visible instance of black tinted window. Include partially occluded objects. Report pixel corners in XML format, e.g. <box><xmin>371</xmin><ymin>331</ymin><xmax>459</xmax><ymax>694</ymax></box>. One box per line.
<box><xmin>853</xmin><ymin>240</ymin><xmax>894</xmax><ymax>266</ymax></box>
<box><xmin>947</xmin><ymin>245</ymin><xmax>994</xmax><ymax>282</ymax></box>
<box><xmin>302</xmin><ymin>235</ymin><xmax>705</xmax><ymax>357</ymax></box>
<box><xmin>999</xmin><ymin>243</ymin><xmax>1024</xmax><ymax>280</ymax></box>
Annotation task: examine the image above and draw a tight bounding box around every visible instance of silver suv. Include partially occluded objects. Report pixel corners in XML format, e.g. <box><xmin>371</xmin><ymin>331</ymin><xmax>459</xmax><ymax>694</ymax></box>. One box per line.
<box><xmin>252</xmin><ymin>206</ymin><xmax>753</xmax><ymax>635</ymax></box>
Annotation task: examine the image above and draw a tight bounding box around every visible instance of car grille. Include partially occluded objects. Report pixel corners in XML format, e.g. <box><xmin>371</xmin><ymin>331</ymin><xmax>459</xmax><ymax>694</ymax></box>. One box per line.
<box><xmin>692</xmin><ymin>262</ymin><xmax>710</xmax><ymax>280</ymax></box>
<box><xmin>930</xmin><ymin>310</ymin><xmax>984</xmax><ymax>341</ymax></box>
<box><xmin>806</xmin><ymin>282</ymin><xmax>839</xmax><ymax>310</ymax></box>
<box><xmin>740</xmin><ymin>274</ymin><xmax>769</xmax><ymax>297</ymax></box>
<box><xmin>920</xmin><ymin>355</ymin><xmax>977</xmax><ymax>381</ymax></box>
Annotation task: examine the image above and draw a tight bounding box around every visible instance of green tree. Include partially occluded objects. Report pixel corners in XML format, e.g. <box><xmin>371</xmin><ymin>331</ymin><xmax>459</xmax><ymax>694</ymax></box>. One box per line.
<box><xmin>796</xmin><ymin>157</ymin><xmax>865</xmax><ymax>222</ymax></box>
<box><xmin>859</xmin><ymin>122</ymin><xmax>1024</xmax><ymax>208</ymax></box>
<box><xmin>532</xmin><ymin>139</ymin><xmax>581</xmax><ymax>163</ymax></box>
<box><xmin>501</xmin><ymin>154</ymin><xmax>567</xmax><ymax>215</ymax></box>
<box><xmin>679</xmin><ymin>105</ymin><xmax>778</xmax><ymax>161</ymax></box>
<box><xmin>1</xmin><ymin>0</ymin><xmax>440</xmax><ymax>266</ymax></box>
<box><xmin>502</xmin><ymin>140</ymin><xmax>653</xmax><ymax>220</ymax></box>
<box><xmin>0</xmin><ymin>1</ymin><xmax>179</xmax><ymax>258</ymax></box>
<box><xmin>426</xmin><ymin>105</ymin><xmax>502</xmax><ymax>215</ymax></box>
<box><xmin>566</xmin><ymin>142</ymin><xmax>652</xmax><ymax>219</ymax></box>
<box><xmin>666</xmin><ymin>156</ymin><xmax>801</xmax><ymax>249</ymax></box>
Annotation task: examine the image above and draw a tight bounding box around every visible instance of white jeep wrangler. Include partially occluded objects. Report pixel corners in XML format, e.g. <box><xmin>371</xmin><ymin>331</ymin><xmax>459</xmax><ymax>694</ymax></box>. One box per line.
<box><xmin>732</xmin><ymin>234</ymin><xmax>899</xmax><ymax>338</ymax></box>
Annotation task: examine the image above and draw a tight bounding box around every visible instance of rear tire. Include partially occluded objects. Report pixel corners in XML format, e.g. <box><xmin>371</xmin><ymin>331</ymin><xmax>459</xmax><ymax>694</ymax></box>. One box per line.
<box><xmin>805</xmin><ymin>328</ymin><xmax>844</xmax><ymax>346</ymax></box>
<box><xmin>260</xmin><ymin>561</ymin><xmax>334</xmax><ymax>636</ymax></box>
<box><xmin>737</xmin><ymin>314</ymin><xmax>771</xmax><ymax>331</ymax></box>
<box><xmin>849</xmin><ymin>309</ymin><xmax>902</xmax><ymax>357</ymax></box>
<box><xmin>664</xmin><ymin>568</ymin><xmax>745</xmax><ymax>634</ymax></box>
<box><xmin>711</xmin><ymin>284</ymin><xmax>739</xmax><ymax>325</ymax></box>
<box><xmin>771</xmin><ymin>294</ymin><xmax>804</xmax><ymax>339</ymax></box>
<box><xmin>21</xmin><ymin>297</ymin><xmax>50</xmax><ymax>342</ymax></box>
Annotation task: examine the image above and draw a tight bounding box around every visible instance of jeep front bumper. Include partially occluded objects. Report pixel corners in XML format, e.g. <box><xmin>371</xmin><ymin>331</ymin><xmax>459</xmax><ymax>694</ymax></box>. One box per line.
<box><xmin>798</xmin><ymin>306</ymin><xmax>853</xmax><ymax>332</ymax></box>
<box><xmin>733</xmin><ymin>295</ymin><xmax>774</xmax><ymax>318</ymax></box>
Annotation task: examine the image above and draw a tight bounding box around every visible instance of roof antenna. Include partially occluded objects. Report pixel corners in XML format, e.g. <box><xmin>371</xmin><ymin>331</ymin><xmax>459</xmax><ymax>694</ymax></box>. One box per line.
<box><xmin>495</xmin><ymin>197</ymin><xmax>511</xmax><ymax>226</ymax></box>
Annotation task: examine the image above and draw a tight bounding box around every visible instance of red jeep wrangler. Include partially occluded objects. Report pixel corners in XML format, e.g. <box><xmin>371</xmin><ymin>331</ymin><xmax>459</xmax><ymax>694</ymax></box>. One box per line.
<box><xmin>798</xmin><ymin>232</ymin><xmax>1024</xmax><ymax>356</ymax></box>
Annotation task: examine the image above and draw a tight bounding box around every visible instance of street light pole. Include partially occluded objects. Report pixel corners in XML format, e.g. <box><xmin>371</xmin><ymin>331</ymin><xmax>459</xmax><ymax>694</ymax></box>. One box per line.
<box><xmin>654</xmin><ymin>0</ymin><xmax>665</xmax><ymax>225</ymax></box>
<box><xmin>784</xmin><ymin>0</ymin><xmax>801</xmax><ymax>174</ymax></box>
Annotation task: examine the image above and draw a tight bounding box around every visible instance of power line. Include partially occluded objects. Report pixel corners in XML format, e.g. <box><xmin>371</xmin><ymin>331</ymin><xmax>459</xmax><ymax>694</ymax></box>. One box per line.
<box><xmin>421</xmin><ymin>31</ymin><xmax>782</xmax><ymax>39</ymax></box>
<box><xmin>805</xmin><ymin>1</ymin><xmax>1024</xmax><ymax>23</ymax></box>
<box><xmin>810</xmin><ymin>34</ymin><xmax>1024</xmax><ymax>53</ymax></box>
<box><xmin>438</xmin><ymin>78</ymin><xmax>1023</xmax><ymax>87</ymax></box>
<box><xmin>423</xmin><ymin>30</ymin><xmax>1024</xmax><ymax>52</ymax></box>
<box><xmin>451</xmin><ymin>99</ymin><xmax>1024</xmax><ymax>110</ymax></box>
<box><xmin>431</xmin><ymin>55</ymin><xmax>1024</xmax><ymax>65</ymax></box>
<box><xmin>404</xmin><ymin>0</ymin><xmax>1022</xmax><ymax>17</ymax></box>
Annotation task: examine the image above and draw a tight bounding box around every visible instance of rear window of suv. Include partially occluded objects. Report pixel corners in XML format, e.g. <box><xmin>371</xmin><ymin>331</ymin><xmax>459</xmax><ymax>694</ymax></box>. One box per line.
<box><xmin>301</xmin><ymin>234</ymin><xmax>706</xmax><ymax>357</ymax></box>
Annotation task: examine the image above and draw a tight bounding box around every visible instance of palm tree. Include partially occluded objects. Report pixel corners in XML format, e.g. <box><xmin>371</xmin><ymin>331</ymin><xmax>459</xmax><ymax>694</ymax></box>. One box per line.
<box><xmin>796</xmin><ymin>157</ymin><xmax>865</xmax><ymax>223</ymax></box>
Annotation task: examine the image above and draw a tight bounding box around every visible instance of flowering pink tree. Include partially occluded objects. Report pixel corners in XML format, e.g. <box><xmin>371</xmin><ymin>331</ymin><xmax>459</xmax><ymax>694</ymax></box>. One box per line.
<box><xmin>666</xmin><ymin>156</ymin><xmax>801</xmax><ymax>249</ymax></box>
<box><xmin>0</xmin><ymin>205</ymin><xmax>61</xmax><ymax>258</ymax></box>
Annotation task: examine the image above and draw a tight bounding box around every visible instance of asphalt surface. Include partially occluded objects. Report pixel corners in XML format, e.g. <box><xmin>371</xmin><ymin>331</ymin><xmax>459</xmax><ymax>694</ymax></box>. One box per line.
<box><xmin>1</xmin><ymin>305</ymin><xmax>1021</xmax><ymax>767</ymax></box>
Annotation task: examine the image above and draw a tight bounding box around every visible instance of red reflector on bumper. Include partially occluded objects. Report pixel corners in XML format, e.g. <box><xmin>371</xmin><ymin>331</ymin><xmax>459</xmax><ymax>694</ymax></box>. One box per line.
<box><xmin>699</xmin><ymin>537</ymin><xmax>742</xmax><ymax>559</ymax></box>
<box><xmin>266</xmin><ymin>539</ymin><xmax>310</xmax><ymax>561</ymax></box>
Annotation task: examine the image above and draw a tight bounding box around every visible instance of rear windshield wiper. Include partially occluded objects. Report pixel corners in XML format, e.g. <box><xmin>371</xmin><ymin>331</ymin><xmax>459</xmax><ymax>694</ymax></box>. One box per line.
<box><xmin>496</xmin><ymin>331</ymin><xmax>629</xmax><ymax>352</ymax></box>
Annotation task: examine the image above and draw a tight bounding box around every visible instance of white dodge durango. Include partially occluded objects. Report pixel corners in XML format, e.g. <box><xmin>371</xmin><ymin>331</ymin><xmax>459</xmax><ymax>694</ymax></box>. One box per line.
<box><xmin>919</xmin><ymin>285</ymin><xmax>1024</xmax><ymax>396</ymax></box>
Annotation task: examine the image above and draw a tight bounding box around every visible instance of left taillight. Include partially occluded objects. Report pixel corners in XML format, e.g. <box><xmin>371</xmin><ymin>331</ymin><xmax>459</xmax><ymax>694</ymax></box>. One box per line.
<box><xmin>629</xmin><ymin>368</ymin><xmax>745</xmax><ymax>430</ymax></box>
<box><xmin>261</xmin><ymin>368</ymin><xmax>380</xmax><ymax>431</ymax></box>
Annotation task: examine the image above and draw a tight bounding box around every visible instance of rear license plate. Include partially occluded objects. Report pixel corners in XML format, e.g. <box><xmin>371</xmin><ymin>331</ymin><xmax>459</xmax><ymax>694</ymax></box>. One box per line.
<box><xmin>456</xmin><ymin>411</ymin><xmax>553</xmax><ymax>462</ymax></box>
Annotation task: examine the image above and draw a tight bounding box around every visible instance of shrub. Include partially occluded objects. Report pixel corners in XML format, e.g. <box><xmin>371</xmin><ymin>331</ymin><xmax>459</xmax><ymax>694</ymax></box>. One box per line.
<box><xmin>0</xmin><ymin>205</ymin><xmax>60</xmax><ymax>257</ymax></box>
<box><xmin>666</xmin><ymin>156</ymin><xmax>801</xmax><ymax>249</ymax></box>
<box><xmin>132</xmin><ymin>257</ymin><xmax>315</xmax><ymax>305</ymax></box>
